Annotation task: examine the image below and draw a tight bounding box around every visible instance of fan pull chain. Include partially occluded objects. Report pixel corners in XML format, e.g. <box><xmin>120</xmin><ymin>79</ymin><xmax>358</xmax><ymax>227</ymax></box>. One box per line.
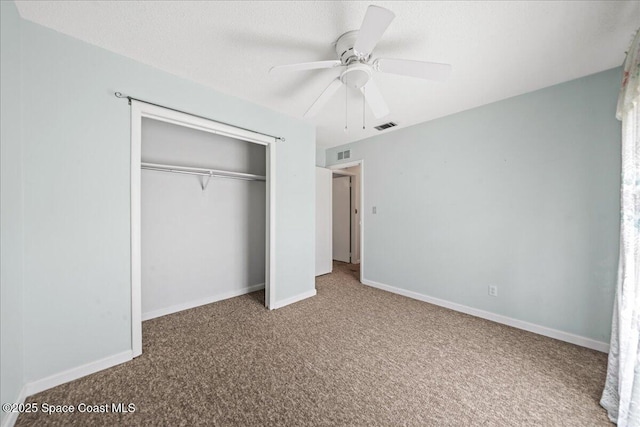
<box><xmin>362</xmin><ymin>87</ymin><xmax>366</xmax><ymax>129</ymax></box>
<box><xmin>344</xmin><ymin>75</ymin><xmax>348</xmax><ymax>133</ymax></box>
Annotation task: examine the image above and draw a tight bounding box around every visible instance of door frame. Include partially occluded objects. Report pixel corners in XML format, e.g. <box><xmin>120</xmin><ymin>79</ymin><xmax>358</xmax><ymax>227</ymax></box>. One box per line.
<box><xmin>329</xmin><ymin>160</ymin><xmax>364</xmax><ymax>282</ymax></box>
<box><xmin>130</xmin><ymin>100</ymin><xmax>277</xmax><ymax>357</ymax></box>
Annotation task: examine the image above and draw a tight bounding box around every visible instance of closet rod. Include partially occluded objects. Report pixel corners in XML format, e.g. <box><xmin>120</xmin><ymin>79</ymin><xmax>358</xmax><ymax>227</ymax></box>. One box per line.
<box><xmin>114</xmin><ymin>92</ymin><xmax>285</xmax><ymax>142</ymax></box>
<box><xmin>141</xmin><ymin>162</ymin><xmax>266</xmax><ymax>182</ymax></box>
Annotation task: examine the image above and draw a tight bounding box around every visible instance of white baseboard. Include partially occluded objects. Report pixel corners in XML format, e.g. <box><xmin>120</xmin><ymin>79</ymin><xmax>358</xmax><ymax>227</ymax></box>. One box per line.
<box><xmin>271</xmin><ymin>289</ymin><xmax>317</xmax><ymax>310</ymax></box>
<box><xmin>1</xmin><ymin>384</ymin><xmax>28</xmax><ymax>427</ymax></box>
<box><xmin>1</xmin><ymin>350</ymin><xmax>134</xmax><ymax>427</ymax></box>
<box><xmin>361</xmin><ymin>278</ymin><xmax>609</xmax><ymax>353</ymax></box>
<box><xmin>142</xmin><ymin>283</ymin><xmax>265</xmax><ymax>321</ymax></box>
<box><xmin>315</xmin><ymin>268</ymin><xmax>333</xmax><ymax>277</ymax></box>
<box><xmin>23</xmin><ymin>350</ymin><xmax>133</xmax><ymax>398</ymax></box>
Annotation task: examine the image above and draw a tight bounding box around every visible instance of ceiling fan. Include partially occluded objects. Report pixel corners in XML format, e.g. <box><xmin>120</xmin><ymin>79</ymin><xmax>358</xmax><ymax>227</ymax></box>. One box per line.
<box><xmin>270</xmin><ymin>5</ymin><xmax>452</xmax><ymax>120</ymax></box>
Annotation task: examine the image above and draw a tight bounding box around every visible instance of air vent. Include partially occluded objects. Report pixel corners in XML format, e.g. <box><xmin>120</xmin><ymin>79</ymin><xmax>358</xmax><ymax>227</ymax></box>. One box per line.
<box><xmin>375</xmin><ymin>121</ymin><xmax>397</xmax><ymax>131</ymax></box>
<box><xmin>336</xmin><ymin>150</ymin><xmax>351</xmax><ymax>160</ymax></box>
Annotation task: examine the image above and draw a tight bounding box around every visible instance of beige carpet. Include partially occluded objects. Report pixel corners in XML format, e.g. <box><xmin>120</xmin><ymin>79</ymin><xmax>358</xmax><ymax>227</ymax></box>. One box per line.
<box><xmin>17</xmin><ymin>262</ymin><xmax>610</xmax><ymax>426</ymax></box>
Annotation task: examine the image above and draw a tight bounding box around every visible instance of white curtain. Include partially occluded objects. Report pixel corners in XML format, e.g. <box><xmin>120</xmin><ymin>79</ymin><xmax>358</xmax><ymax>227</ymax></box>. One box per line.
<box><xmin>601</xmin><ymin>28</ymin><xmax>640</xmax><ymax>426</ymax></box>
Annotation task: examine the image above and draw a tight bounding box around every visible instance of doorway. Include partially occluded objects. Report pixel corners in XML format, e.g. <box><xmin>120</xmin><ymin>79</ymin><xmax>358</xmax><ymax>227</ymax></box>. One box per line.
<box><xmin>332</xmin><ymin>174</ymin><xmax>351</xmax><ymax>263</ymax></box>
<box><xmin>330</xmin><ymin>160</ymin><xmax>364</xmax><ymax>280</ymax></box>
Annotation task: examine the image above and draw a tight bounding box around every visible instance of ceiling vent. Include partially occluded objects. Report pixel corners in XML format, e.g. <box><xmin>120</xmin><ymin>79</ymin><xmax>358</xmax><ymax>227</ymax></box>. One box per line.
<box><xmin>374</xmin><ymin>122</ymin><xmax>397</xmax><ymax>131</ymax></box>
<box><xmin>337</xmin><ymin>150</ymin><xmax>351</xmax><ymax>160</ymax></box>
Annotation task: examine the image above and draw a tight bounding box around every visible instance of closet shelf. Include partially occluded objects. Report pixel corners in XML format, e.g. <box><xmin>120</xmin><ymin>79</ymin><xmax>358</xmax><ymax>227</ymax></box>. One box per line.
<box><xmin>141</xmin><ymin>162</ymin><xmax>266</xmax><ymax>182</ymax></box>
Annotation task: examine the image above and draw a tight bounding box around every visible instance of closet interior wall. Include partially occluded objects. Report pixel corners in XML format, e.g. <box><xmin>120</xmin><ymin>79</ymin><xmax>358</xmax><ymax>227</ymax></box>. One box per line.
<box><xmin>141</xmin><ymin>118</ymin><xmax>266</xmax><ymax>320</ymax></box>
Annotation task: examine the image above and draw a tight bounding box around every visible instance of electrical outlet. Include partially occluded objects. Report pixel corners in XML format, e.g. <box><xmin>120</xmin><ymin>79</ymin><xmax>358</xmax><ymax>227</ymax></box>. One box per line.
<box><xmin>372</xmin><ymin>206</ymin><xmax>377</xmax><ymax>214</ymax></box>
<box><xmin>488</xmin><ymin>285</ymin><xmax>498</xmax><ymax>297</ymax></box>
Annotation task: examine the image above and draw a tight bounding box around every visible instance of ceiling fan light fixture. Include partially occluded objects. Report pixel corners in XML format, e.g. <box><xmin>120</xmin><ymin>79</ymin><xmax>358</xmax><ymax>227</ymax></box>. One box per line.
<box><xmin>340</xmin><ymin>64</ymin><xmax>372</xmax><ymax>89</ymax></box>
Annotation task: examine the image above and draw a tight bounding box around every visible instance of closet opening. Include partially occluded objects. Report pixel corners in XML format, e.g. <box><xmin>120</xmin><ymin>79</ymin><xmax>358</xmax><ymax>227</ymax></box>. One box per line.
<box><xmin>130</xmin><ymin>101</ymin><xmax>277</xmax><ymax>357</ymax></box>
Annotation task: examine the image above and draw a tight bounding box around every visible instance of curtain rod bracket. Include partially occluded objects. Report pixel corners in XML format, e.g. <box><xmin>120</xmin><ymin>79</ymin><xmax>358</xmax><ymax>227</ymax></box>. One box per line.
<box><xmin>114</xmin><ymin>92</ymin><xmax>131</xmax><ymax>105</ymax></box>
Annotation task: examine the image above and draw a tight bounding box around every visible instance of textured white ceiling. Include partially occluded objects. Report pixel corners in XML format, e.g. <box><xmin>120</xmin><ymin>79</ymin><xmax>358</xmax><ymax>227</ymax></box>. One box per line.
<box><xmin>15</xmin><ymin>1</ymin><xmax>640</xmax><ymax>148</ymax></box>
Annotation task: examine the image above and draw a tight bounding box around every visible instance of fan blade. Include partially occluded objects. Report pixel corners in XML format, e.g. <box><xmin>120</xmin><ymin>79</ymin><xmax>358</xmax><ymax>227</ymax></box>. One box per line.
<box><xmin>353</xmin><ymin>6</ymin><xmax>395</xmax><ymax>58</ymax></box>
<box><xmin>375</xmin><ymin>58</ymin><xmax>452</xmax><ymax>81</ymax></box>
<box><xmin>270</xmin><ymin>60</ymin><xmax>341</xmax><ymax>73</ymax></box>
<box><xmin>304</xmin><ymin>78</ymin><xmax>344</xmax><ymax>118</ymax></box>
<box><xmin>361</xmin><ymin>78</ymin><xmax>389</xmax><ymax>119</ymax></box>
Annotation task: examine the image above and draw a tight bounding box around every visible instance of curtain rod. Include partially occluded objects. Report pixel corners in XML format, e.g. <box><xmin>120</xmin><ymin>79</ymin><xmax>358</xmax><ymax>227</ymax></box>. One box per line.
<box><xmin>114</xmin><ymin>92</ymin><xmax>285</xmax><ymax>142</ymax></box>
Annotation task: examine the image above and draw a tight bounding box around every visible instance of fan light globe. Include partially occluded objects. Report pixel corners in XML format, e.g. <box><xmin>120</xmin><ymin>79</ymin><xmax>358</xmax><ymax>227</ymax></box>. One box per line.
<box><xmin>341</xmin><ymin>64</ymin><xmax>372</xmax><ymax>90</ymax></box>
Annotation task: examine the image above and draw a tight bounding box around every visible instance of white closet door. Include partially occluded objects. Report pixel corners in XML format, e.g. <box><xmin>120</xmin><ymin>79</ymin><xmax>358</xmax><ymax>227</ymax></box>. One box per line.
<box><xmin>333</xmin><ymin>175</ymin><xmax>351</xmax><ymax>263</ymax></box>
<box><xmin>315</xmin><ymin>167</ymin><xmax>332</xmax><ymax>276</ymax></box>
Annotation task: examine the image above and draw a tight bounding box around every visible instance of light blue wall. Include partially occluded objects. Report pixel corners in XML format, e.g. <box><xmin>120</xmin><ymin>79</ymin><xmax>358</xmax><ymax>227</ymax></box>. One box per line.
<box><xmin>327</xmin><ymin>68</ymin><xmax>621</xmax><ymax>343</ymax></box>
<box><xmin>1</xmin><ymin>1</ymin><xmax>24</xmax><ymax>421</ymax></box>
<box><xmin>19</xmin><ymin>17</ymin><xmax>315</xmax><ymax>383</ymax></box>
<box><xmin>316</xmin><ymin>146</ymin><xmax>326</xmax><ymax>167</ymax></box>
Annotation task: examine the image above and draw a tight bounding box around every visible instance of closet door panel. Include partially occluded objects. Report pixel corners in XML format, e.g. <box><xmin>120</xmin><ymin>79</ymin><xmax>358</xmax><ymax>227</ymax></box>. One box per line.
<box><xmin>315</xmin><ymin>167</ymin><xmax>332</xmax><ymax>276</ymax></box>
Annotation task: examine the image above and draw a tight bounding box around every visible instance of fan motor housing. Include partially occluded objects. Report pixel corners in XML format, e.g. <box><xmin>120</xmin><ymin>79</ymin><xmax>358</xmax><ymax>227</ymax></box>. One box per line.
<box><xmin>336</xmin><ymin>30</ymin><xmax>367</xmax><ymax>64</ymax></box>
